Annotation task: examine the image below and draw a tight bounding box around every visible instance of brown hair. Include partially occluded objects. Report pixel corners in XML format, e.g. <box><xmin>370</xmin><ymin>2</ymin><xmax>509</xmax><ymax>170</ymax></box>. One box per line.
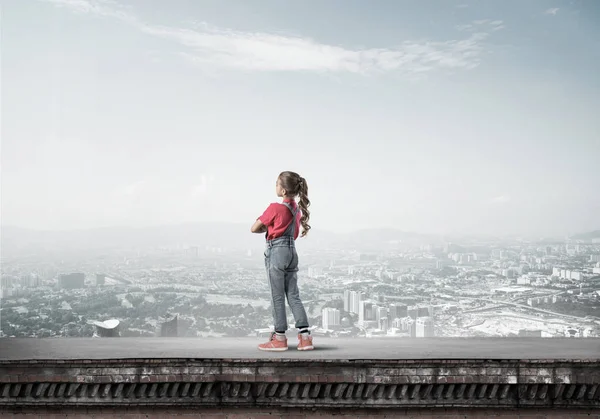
<box><xmin>278</xmin><ymin>171</ymin><xmax>311</xmax><ymax>237</ymax></box>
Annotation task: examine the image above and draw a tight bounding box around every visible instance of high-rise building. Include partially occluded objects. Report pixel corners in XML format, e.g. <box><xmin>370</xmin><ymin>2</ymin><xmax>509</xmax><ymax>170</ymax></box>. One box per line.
<box><xmin>95</xmin><ymin>274</ymin><xmax>106</xmax><ymax>286</ymax></box>
<box><xmin>353</xmin><ymin>292</ymin><xmax>363</xmax><ymax>314</ymax></box>
<box><xmin>417</xmin><ymin>306</ymin><xmax>429</xmax><ymax>317</ymax></box>
<box><xmin>376</xmin><ymin>307</ymin><xmax>387</xmax><ymax>323</ymax></box>
<box><xmin>359</xmin><ymin>301</ymin><xmax>373</xmax><ymax>325</ymax></box>
<box><xmin>407</xmin><ymin>306</ymin><xmax>418</xmax><ymax>320</ymax></box>
<box><xmin>400</xmin><ymin>317</ymin><xmax>416</xmax><ymax>338</ymax></box>
<box><xmin>322</xmin><ymin>308</ymin><xmax>341</xmax><ymax>330</ymax></box>
<box><xmin>343</xmin><ymin>290</ymin><xmax>351</xmax><ymax>312</ymax></box>
<box><xmin>58</xmin><ymin>273</ymin><xmax>85</xmax><ymax>289</ymax></box>
<box><xmin>20</xmin><ymin>274</ymin><xmax>41</xmax><ymax>288</ymax></box>
<box><xmin>416</xmin><ymin>317</ymin><xmax>435</xmax><ymax>338</ymax></box>
<box><xmin>389</xmin><ymin>304</ymin><xmax>397</xmax><ymax>320</ymax></box>
<box><xmin>346</xmin><ymin>291</ymin><xmax>363</xmax><ymax>315</ymax></box>
<box><xmin>396</xmin><ymin>304</ymin><xmax>408</xmax><ymax>318</ymax></box>
<box><xmin>379</xmin><ymin>317</ymin><xmax>388</xmax><ymax>333</ymax></box>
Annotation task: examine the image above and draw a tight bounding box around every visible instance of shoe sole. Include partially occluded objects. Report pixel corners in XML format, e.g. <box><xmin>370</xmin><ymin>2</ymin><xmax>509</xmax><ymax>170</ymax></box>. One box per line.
<box><xmin>258</xmin><ymin>347</ymin><xmax>288</xmax><ymax>352</ymax></box>
<box><xmin>297</xmin><ymin>346</ymin><xmax>314</xmax><ymax>351</ymax></box>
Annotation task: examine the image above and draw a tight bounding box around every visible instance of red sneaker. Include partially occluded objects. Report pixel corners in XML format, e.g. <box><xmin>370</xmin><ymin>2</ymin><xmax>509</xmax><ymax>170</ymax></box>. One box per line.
<box><xmin>297</xmin><ymin>333</ymin><xmax>314</xmax><ymax>351</ymax></box>
<box><xmin>258</xmin><ymin>332</ymin><xmax>288</xmax><ymax>352</ymax></box>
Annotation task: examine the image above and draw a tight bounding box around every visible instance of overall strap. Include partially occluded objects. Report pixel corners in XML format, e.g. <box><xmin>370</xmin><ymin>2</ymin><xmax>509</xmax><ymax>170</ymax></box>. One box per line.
<box><xmin>281</xmin><ymin>202</ymin><xmax>298</xmax><ymax>237</ymax></box>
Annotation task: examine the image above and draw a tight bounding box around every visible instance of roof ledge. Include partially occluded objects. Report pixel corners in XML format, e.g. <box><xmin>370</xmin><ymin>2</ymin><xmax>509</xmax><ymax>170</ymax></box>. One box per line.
<box><xmin>1</xmin><ymin>337</ymin><xmax>599</xmax><ymax>410</ymax></box>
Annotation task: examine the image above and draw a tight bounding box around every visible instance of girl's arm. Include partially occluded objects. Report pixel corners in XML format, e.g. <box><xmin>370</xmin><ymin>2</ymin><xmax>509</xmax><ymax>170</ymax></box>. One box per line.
<box><xmin>253</xmin><ymin>204</ymin><xmax>275</xmax><ymax>234</ymax></box>
<box><xmin>251</xmin><ymin>219</ymin><xmax>268</xmax><ymax>234</ymax></box>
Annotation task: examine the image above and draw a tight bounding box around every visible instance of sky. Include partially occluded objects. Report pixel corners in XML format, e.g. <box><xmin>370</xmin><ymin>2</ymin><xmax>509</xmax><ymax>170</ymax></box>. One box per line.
<box><xmin>2</xmin><ymin>0</ymin><xmax>599</xmax><ymax>237</ymax></box>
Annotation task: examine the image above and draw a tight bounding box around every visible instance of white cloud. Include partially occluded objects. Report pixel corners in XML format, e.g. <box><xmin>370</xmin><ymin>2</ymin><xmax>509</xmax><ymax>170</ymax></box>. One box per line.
<box><xmin>545</xmin><ymin>8</ymin><xmax>560</xmax><ymax>15</ymax></box>
<box><xmin>457</xmin><ymin>19</ymin><xmax>504</xmax><ymax>33</ymax></box>
<box><xmin>489</xmin><ymin>195</ymin><xmax>511</xmax><ymax>204</ymax></box>
<box><xmin>42</xmin><ymin>0</ymin><xmax>135</xmax><ymax>22</ymax></box>
<box><xmin>40</xmin><ymin>0</ymin><xmax>503</xmax><ymax>75</ymax></box>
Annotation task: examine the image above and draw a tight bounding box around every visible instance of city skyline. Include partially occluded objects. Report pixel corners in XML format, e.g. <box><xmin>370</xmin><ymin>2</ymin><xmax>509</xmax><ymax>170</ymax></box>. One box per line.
<box><xmin>3</xmin><ymin>227</ymin><xmax>600</xmax><ymax>340</ymax></box>
<box><xmin>3</xmin><ymin>0</ymin><xmax>599</xmax><ymax>236</ymax></box>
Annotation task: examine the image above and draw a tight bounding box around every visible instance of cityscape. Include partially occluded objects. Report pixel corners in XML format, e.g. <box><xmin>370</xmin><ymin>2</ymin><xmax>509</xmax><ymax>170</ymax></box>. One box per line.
<box><xmin>2</xmin><ymin>225</ymin><xmax>599</xmax><ymax>340</ymax></box>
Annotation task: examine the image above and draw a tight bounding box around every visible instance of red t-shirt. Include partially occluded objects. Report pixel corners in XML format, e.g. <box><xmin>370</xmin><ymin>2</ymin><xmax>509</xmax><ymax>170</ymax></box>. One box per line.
<box><xmin>258</xmin><ymin>199</ymin><xmax>301</xmax><ymax>240</ymax></box>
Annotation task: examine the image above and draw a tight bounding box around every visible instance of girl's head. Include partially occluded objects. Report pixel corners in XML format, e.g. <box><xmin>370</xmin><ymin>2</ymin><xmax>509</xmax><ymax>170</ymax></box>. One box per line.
<box><xmin>276</xmin><ymin>171</ymin><xmax>311</xmax><ymax>237</ymax></box>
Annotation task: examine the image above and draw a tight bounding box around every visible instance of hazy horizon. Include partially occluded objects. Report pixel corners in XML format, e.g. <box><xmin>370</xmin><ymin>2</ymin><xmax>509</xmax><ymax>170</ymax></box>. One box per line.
<box><xmin>3</xmin><ymin>0</ymin><xmax>599</xmax><ymax>237</ymax></box>
<box><xmin>3</xmin><ymin>219</ymin><xmax>598</xmax><ymax>242</ymax></box>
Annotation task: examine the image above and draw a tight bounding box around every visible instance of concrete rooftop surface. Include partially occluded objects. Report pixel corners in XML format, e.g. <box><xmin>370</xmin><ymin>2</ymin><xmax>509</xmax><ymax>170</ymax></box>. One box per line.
<box><xmin>1</xmin><ymin>337</ymin><xmax>599</xmax><ymax>361</ymax></box>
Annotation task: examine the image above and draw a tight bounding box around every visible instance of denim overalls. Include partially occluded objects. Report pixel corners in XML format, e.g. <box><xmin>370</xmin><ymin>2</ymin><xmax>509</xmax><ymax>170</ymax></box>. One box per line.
<box><xmin>264</xmin><ymin>202</ymin><xmax>310</xmax><ymax>332</ymax></box>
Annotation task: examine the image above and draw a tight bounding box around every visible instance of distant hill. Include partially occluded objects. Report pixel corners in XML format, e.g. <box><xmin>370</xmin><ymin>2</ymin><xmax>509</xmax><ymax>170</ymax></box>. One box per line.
<box><xmin>0</xmin><ymin>223</ymin><xmax>437</xmax><ymax>253</ymax></box>
<box><xmin>5</xmin><ymin>223</ymin><xmax>569</xmax><ymax>253</ymax></box>
<box><xmin>0</xmin><ymin>223</ymin><xmax>279</xmax><ymax>251</ymax></box>
<box><xmin>570</xmin><ymin>230</ymin><xmax>600</xmax><ymax>240</ymax></box>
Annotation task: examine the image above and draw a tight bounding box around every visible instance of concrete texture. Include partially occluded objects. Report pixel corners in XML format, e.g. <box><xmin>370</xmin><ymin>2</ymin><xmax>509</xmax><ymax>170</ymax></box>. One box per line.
<box><xmin>1</xmin><ymin>337</ymin><xmax>599</xmax><ymax>360</ymax></box>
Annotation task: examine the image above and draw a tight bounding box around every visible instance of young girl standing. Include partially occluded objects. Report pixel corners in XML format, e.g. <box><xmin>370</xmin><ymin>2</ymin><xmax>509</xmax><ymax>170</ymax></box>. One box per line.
<box><xmin>251</xmin><ymin>171</ymin><xmax>314</xmax><ymax>351</ymax></box>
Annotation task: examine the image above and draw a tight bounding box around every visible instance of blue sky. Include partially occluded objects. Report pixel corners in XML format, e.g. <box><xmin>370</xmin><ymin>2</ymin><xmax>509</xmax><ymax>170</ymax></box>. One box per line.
<box><xmin>2</xmin><ymin>0</ymin><xmax>599</xmax><ymax>236</ymax></box>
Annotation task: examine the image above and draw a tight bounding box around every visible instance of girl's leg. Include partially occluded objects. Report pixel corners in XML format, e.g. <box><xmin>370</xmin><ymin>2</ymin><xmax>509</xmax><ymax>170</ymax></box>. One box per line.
<box><xmin>265</xmin><ymin>247</ymin><xmax>289</xmax><ymax>333</ymax></box>
<box><xmin>284</xmin><ymin>249</ymin><xmax>309</xmax><ymax>330</ymax></box>
<box><xmin>259</xmin><ymin>246</ymin><xmax>291</xmax><ymax>351</ymax></box>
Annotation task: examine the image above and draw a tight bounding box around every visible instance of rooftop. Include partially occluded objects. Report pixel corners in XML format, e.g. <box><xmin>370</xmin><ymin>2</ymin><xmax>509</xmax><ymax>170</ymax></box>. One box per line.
<box><xmin>1</xmin><ymin>337</ymin><xmax>599</xmax><ymax>413</ymax></box>
<box><xmin>1</xmin><ymin>337</ymin><xmax>600</xmax><ymax>360</ymax></box>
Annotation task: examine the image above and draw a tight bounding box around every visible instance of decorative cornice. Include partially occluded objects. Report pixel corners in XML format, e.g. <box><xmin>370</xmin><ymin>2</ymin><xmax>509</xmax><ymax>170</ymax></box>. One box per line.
<box><xmin>1</xmin><ymin>358</ymin><xmax>599</xmax><ymax>408</ymax></box>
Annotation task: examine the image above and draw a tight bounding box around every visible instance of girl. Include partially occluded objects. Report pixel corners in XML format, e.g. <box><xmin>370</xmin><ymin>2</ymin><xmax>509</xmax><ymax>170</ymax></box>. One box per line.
<box><xmin>251</xmin><ymin>171</ymin><xmax>314</xmax><ymax>351</ymax></box>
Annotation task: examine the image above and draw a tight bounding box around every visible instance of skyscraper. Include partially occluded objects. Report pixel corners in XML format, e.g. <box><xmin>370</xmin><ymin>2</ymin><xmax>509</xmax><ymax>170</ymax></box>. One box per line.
<box><xmin>417</xmin><ymin>306</ymin><xmax>429</xmax><ymax>317</ymax></box>
<box><xmin>396</xmin><ymin>304</ymin><xmax>408</xmax><ymax>318</ymax></box>
<box><xmin>379</xmin><ymin>317</ymin><xmax>388</xmax><ymax>333</ymax></box>
<box><xmin>376</xmin><ymin>306</ymin><xmax>387</xmax><ymax>323</ymax></box>
<box><xmin>343</xmin><ymin>290</ymin><xmax>364</xmax><ymax>314</ymax></box>
<box><xmin>343</xmin><ymin>290</ymin><xmax>351</xmax><ymax>312</ymax></box>
<box><xmin>58</xmin><ymin>273</ymin><xmax>85</xmax><ymax>289</ymax></box>
<box><xmin>407</xmin><ymin>306</ymin><xmax>418</xmax><ymax>320</ymax></box>
<box><xmin>389</xmin><ymin>304</ymin><xmax>397</xmax><ymax>320</ymax></box>
<box><xmin>358</xmin><ymin>301</ymin><xmax>373</xmax><ymax>325</ymax></box>
<box><xmin>416</xmin><ymin>317</ymin><xmax>435</xmax><ymax>338</ymax></box>
<box><xmin>95</xmin><ymin>274</ymin><xmax>106</xmax><ymax>286</ymax></box>
<box><xmin>401</xmin><ymin>317</ymin><xmax>416</xmax><ymax>338</ymax></box>
<box><xmin>322</xmin><ymin>308</ymin><xmax>341</xmax><ymax>330</ymax></box>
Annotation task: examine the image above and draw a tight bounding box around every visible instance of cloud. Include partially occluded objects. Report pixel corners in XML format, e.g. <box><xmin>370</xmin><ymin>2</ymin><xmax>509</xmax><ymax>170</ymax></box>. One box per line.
<box><xmin>40</xmin><ymin>0</ymin><xmax>503</xmax><ymax>75</ymax></box>
<box><xmin>455</xmin><ymin>4</ymin><xmax>469</xmax><ymax>8</ymax></box>
<box><xmin>545</xmin><ymin>8</ymin><xmax>559</xmax><ymax>15</ymax></box>
<box><xmin>457</xmin><ymin>19</ymin><xmax>505</xmax><ymax>33</ymax></box>
<box><xmin>489</xmin><ymin>195</ymin><xmax>511</xmax><ymax>204</ymax></box>
<box><xmin>42</xmin><ymin>0</ymin><xmax>135</xmax><ymax>21</ymax></box>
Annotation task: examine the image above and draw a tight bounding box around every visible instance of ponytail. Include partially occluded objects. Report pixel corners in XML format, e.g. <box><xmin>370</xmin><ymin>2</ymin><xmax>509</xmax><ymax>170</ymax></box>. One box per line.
<box><xmin>298</xmin><ymin>177</ymin><xmax>311</xmax><ymax>237</ymax></box>
<box><xmin>278</xmin><ymin>171</ymin><xmax>311</xmax><ymax>238</ymax></box>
